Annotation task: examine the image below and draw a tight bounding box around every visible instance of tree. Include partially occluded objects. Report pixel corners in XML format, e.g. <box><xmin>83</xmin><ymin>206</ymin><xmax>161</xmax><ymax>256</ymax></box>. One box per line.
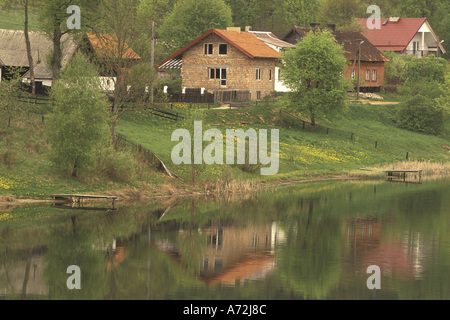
<box><xmin>38</xmin><ymin>0</ymin><xmax>99</xmax><ymax>82</ymax></box>
<box><xmin>317</xmin><ymin>0</ymin><xmax>366</xmax><ymax>30</ymax></box>
<box><xmin>284</xmin><ymin>0</ymin><xmax>320</xmax><ymax>27</ymax></box>
<box><xmin>159</xmin><ymin>0</ymin><xmax>233</xmax><ymax>51</ymax></box>
<box><xmin>89</xmin><ymin>0</ymin><xmax>154</xmax><ymax>144</ymax></box>
<box><xmin>280</xmin><ymin>29</ymin><xmax>349</xmax><ymax>129</ymax></box>
<box><xmin>0</xmin><ymin>68</ymin><xmax>22</xmax><ymax>128</ymax></box>
<box><xmin>46</xmin><ymin>53</ymin><xmax>109</xmax><ymax>177</ymax></box>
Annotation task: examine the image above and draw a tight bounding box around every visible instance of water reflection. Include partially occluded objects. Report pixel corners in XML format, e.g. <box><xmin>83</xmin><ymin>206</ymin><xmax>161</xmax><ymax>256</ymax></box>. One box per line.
<box><xmin>1</xmin><ymin>178</ymin><xmax>450</xmax><ymax>299</ymax></box>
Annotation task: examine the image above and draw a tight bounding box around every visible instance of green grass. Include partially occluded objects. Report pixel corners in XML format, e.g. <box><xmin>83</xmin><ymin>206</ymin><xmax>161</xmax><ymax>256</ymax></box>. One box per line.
<box><xmin>0</xmin><ymin>6</ymin><xmax>42</xmax><ymax>31</ymax></box>
<box><xmin>116</xmin><ymin>99</ymin><xmax>450</xmax><ymax>184</ymax></box>
<box><xmin>1</xmin><ymin>96</ymin><xmax>449</xmax><ymax>198</ymax></box>
<box><xmin>0</xmin><ymin>112</ymin><xmax>169</xmax><ymax>198</ymax></box>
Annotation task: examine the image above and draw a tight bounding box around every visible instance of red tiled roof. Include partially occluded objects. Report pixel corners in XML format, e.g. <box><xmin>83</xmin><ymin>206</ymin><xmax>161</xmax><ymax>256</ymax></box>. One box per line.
<box><xmin>86</xmin><ymin>33</ymin><xmax>140</xmax><ymax>60</ymax></box>
<box><xmin>356</xmin><ymin>18</ymin><xmax>439</xmax><ymax>52</ymax></box>
<box><xmin>157</xmin><ymin>29</ymin><xmax>281</xmax><ymax>69</ymax></box>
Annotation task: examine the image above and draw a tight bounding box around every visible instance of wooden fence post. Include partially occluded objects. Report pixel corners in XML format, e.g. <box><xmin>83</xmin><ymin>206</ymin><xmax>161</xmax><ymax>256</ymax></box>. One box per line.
<box><xmin>375</xmin><ymin>141</ymin><xmax>378</xmax><ymax>148</ymax></box>
<box><xmin>351</xmin><ymin>133</ymin><xmax>354</xmax><ymax>140</ymax></box>
<box><xmin>406</xmin><ymin>152</ymin><xmax>409</xmax><ymax>160</ymax></box>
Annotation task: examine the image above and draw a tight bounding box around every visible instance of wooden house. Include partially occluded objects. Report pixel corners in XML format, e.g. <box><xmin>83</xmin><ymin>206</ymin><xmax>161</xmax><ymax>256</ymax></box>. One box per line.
<box><xmin>0</xmin><ymin>29</ymin><xmax>77</xmax><ymax>93</ymax></box>
<box><xmin>157</xmin><ymin>27</ymin><xmax>294</xmax><ymax>101</ymax></box>
<box><xmin>283</xmin><ymin>25</ymin><xmax>389</xmax><ymax>91</ymax></box>
<box><xmin>80</xmin><ymin>33</ymin><xmax>141</xmax><ymax>93</ymax></box>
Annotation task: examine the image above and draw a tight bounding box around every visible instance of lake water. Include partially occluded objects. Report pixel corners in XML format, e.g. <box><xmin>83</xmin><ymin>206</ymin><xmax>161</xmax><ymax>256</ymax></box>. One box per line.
<box><xmin>1</xmin><ymin>178</ymin><xmax>450</xmax><ymax>300</ymax></box>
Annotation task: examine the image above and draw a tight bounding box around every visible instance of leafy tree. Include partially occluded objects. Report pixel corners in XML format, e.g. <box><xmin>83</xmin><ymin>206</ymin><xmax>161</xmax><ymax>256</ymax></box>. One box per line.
<box><xmin>0</xmin><ymin>68</ymin><xmax>23</xmax><ymax>128</ymax></box>
<box><xmin>280</xmin><ymin>29</ymin><xmax>349</xmax><ymax>129</ymax></box>
<box><xmin>89</xmin><ymin>0</ymin><xmax>153</xmax><ymax>143</ymax></box>
<box><xmin>284</xmin><ymin>0</ymin><xmax>320</xmax><ymax>27</ymax></box>
<box><xmin>38</xmin><ymin>0</ymin><xmax>100</xmax><ymax>82</ymax></box>
<box><xmin>46</xmin><ymin>53</ymin><xmax>109</xmax><ymax>177</ymax></box>
<box><xmin>224</xmin><ymin>0</ymin><xmax>259</xmax><ymax>30</ymax></box>
<box><xmin>317</xmin><ymin>0</ymin><xmax>366</xmax><ymax>30</ymax></box>
<box><xmin>158</xmin><ymin>0</ymin><xmax>233</xmax><ymax>51</ymax></box>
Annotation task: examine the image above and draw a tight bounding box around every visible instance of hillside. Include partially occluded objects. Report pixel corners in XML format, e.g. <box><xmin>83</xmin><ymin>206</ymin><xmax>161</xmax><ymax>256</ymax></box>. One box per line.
<box><xmin>1</xmin><ymin>96</ymin><xmax>449</xmax><ymax>200</ymax></box>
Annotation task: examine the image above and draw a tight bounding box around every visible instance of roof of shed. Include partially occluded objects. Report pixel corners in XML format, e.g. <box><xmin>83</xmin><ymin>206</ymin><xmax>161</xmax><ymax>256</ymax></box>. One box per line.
<box><xmin>86</xmin><ymin>33</ymin><xmax>141</xmax><ymax>60</ymax></box>
<box><xmin>0</xmin><ymin>29</ymin><xmax>78</xmax><ymax>79</ymax></box>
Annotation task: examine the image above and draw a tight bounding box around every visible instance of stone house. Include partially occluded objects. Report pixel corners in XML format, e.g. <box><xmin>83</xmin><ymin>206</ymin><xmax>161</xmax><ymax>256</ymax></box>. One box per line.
<box><xmin>157</xmin><ymin>27</ymin><xmax>294</xmax><ymax>101</ymax></box>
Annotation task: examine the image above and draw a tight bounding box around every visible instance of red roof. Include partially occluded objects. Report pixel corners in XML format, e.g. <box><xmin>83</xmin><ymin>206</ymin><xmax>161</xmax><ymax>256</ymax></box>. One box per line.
<box><xmin>356</xmin><ymin>18</ymin><xmax>446</xmax><ymax>53</ymax></box>
<box><xmin>86</xmin><ymin>33</ymin><xmax>141</xmax><ymax>60</ymax></box>
<box><xmin>158</xmin><ymin>28</ymin><xmax>281</xmax><ymax>69</ymax></box>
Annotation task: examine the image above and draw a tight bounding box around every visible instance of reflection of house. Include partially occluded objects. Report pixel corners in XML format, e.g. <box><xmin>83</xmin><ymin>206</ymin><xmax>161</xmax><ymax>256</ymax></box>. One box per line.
<box><xmin>356</xmin><ymin>17</ymin><xmax>447</xmax><ymax>58</ymax></box>
<box><xmin>153</xmin><ymin>222</ymin><xmax>286</xmax><ymax>286</ymax></box>
<box><xmin>343</xmin><ymin>216</ymin><xmax>429</xmax><ymax>280</ymax></box>
<box><xmin>283</xmin><ymin>25</ymin><xmax>389</xmax><ymax>91</ymax></box>
<box><xmin>199</xmin><ymin>222</ymin><xmax>285</xmax><ymax>285</ymax></box>
<box><xmin>157</xmin><ymin>27</ymin><xmax>293</xmax><ymax>101</ymax></box>
<box><xmin>0</xmin><ymin>29</ymin><xmax>78</xmax><ymax>93</ymax></box>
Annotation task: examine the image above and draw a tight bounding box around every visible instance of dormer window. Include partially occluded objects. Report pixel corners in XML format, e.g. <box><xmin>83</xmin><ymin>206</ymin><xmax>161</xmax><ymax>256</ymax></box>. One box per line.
<box><xmin>204</xmin><ymin>43</ymin><xmax>213</xmax><ymax>55</ymax></box>
<box><xmin>219</xmin><ymin>44</ymin><xmax>227</xmax><ymax>55</ymax></box>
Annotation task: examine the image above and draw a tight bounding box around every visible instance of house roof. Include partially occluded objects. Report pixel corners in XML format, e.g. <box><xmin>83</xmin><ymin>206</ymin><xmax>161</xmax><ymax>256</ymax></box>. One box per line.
<box><xmin>283</xmin><ymin>26</ymin><xmax>389</xmax><ymax>62</ymax></box>
<box><xmin>86</xmin><ymin>33</ymin><xmax>141</xmax><ymax>60</ymax></box>
<box><xmin>333</xmin><ymin>30</ymin><xmax>389</xmax><ymax>62</ymax></box>
<box><xmin>249</xmin><ymin>31</ymin><xmax>295</xmax><ymax>50</ymax></box>
<box><xmin>356</xmin><ymin>18</ymin><xmax>447</xmax><ymax>53</ymax></box>
<box><xmin>158</xmin><ymin>28</ymin><xmax>281</xmax><ymax>69</ymax></box>
<box><xmin>0</xmin><ymin>29</ymin><xmax>78</xmax><ymax>79</ymax></box>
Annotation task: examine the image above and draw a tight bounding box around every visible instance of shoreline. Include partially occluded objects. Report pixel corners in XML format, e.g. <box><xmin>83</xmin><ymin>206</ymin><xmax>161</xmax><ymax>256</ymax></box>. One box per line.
<box><xmin>0</xmin><ymin>175</ymin><xmax>361</xmax><ymax>207</ymax></box>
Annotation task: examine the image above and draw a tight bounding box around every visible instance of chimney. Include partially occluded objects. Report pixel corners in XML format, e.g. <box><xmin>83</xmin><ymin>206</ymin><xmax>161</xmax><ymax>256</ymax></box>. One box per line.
<box><xmin>310</xmin><ymin>23</ymin><xmax>320</xmax><ymax>31</ymax></box>
<box><xmin>227</xmin><ymin>27</ymin><xmax>241</xmax><ymax>32</ymax></box>
<box><xmin>326</xmin><ymin>24</ymin><xmax>336</xmax><ymax>32</ymax></box>
<box><xmin>245</xmin><ymin>26</ymin><xmax>252</xmax><ymax>32</ymax></box>
<box><xmin>389</xmin><ymin>16</ymin><xmax>400</xmax><ymax>22</ymax></box>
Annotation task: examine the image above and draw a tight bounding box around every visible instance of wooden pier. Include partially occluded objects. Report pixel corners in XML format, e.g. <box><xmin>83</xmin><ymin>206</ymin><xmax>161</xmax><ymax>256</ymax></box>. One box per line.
<box><xmin>52</xmin><ymin>194</ymin><xmax>118</xmax><ymax>208</ymax></box>
<box><xmin>384</xmin><ymin>170</ymin><xmax>422</xmax><ymax>182</ymax></box>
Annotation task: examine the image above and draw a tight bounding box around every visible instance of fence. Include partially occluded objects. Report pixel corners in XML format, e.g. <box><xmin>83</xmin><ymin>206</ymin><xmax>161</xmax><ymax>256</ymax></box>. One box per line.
<box><xmin>281</xmin><ymin>110</ymin><xmax>415</xmax><ymax>160</ymax></box>
<box><xmin>165</xmin><ymin>89</ymin><xmax>252</xmax><ymax>103</ymax></box>
<box><xmin>115</xmin><ymin>132</ymin><xmax>180</xmax><ymax>178</ymax></box>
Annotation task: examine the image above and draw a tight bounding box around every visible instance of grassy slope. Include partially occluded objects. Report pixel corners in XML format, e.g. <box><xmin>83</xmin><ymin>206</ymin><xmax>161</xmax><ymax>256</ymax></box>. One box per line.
<box><xmin>0</xmin><ymin>99</ymin><xmax>449</xmax><ymax>199</ymax></box>
<box><xmin>116</xmin><ymin>100</ymin><xmax>450</xmax><ymax>184</ymax></box>
<box><xmin>0</xmin><ymin>6</ymin><xmax>42</xmax><ymax>31</ymax></box>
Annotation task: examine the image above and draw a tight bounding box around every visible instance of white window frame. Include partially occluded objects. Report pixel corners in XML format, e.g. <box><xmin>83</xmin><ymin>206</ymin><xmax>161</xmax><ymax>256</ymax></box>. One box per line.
<box><xmin>372</xmin><ymin>69</ymin><xmax>377</xmax><ymax>81</ymax></box>
<box><xmin>365</xmin><ymin>69</ymin><xmax>370</xmax><ymax>81</ymax></box>
<box><xmin>256</xmin><ymin>68</ymin><xmax>261</xmax><ymax>80</ymax></box>
<box><xmin>204</xmin><ymin>43</ymin><xmax>213</xmax><ymax>55</ymax></box>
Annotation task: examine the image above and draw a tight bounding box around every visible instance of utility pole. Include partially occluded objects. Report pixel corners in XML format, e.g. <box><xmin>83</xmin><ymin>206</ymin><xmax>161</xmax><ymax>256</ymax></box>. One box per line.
<box><xmin>437</xmin><ymin>40</ymin><xmax>444</xmax><ymax>62</ymax></box>
<box><xmin>151</xmin><ymin>20</ymin><xmax>155</xmax><ymax>104</ymax></box>
<box><xmin>356</xmin><ymin>39</ymin><xmax>364</xmax><ymax>100</ymax></box>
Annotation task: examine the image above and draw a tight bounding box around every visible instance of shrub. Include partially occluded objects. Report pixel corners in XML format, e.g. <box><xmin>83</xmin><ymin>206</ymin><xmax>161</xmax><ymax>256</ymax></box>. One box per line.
<box><xmin>395</xmin><ymin>95</ymin><xmax>446</xmax><ymax>135</ymax></box>
<box><xmin>96</xmin><ymin>147</ymin><xmax>137</xmax><ymax>183</ymax></box>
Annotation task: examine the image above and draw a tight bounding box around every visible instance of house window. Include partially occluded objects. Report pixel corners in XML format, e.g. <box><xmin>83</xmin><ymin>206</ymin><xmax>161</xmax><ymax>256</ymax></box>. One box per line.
<box><xmin>219</xmin><ymin>44</ymin><xmax>227</xmax><ymax>55</ymax></box>
<box><xmin>256</xmin><ymin>68</ymin><xmax>261</xmax><ymax>80</ymax></box>
<box><xmin>372</xmin><ymin>70</ymin><xmax>377</xmax><ymax>81</ymax></box>
<box><xmin>365</xmin><ymin>69</ymin><xmax>370</xmax><ymax>81</ymax></box>
<box><xmin>204</xmin><ymin>43</ymin><xmax>213</xmax><ymax>55</ymax></box>
<box><xmin>256</xmin><ymin>91</ymin><xmax>261</xmax><ymax>100</ymax></box>
<box><xmin>208</xmin><ymin>68</ymin><xmax>227</xmax><ymax>86</ymax></box>
<box><xmin>351</xmin><ymin>69</ymin><xmax>355</xmax><ymax>78</ymax></box>
<box><xmin>269</xmin><ymin>69</ymin><xmax>272</xmax><ymax>81</ymax></box>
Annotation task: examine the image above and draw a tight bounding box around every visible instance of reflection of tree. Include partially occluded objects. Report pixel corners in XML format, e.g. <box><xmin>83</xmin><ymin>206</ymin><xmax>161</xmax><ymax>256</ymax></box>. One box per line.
<box><xmin>276</xmin><ymin>200</ymin><xmax>342</xmax><ymax>299</ymax></box>
<box><xmin>43</xmin><ymin>215</ymin><xmax>107</xmax><ymax>299</ymax></box>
